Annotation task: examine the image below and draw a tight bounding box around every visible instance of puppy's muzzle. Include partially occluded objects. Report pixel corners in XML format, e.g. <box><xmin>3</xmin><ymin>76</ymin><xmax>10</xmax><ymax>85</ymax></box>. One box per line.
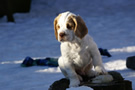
<box><xmin>59</xmin><ymin>32</ymin><xmax>67</xmax><ymax>41</ymax></box>
<box><xmin>59</xmin><ymin>32</ymin><xmax>66</xmax><ymax>38</ymax></box>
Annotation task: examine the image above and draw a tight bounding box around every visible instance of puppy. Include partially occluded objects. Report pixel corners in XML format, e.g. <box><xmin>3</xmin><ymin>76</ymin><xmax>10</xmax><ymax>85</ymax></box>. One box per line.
<box><xmin>54</xmin><ymin>11</ymin><xmax>112</xmax><ymax>87</ymax></box>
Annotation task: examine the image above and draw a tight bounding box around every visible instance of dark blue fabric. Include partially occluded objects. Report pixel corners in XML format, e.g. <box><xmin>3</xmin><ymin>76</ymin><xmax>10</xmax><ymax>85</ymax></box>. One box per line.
<box><xmin>21</xmin><ymin>57</ymin><xmax>58</xmax><ymax>67</ymax></box>
<box><xmin>21</xmin><ymin>56</ymin><xmax>34</xmax><ymax>67</ymax></box>
<box><xmin>99</xmin><ymin>48</ymin><xmax>112</xmax><ymax>57</ymax></box>
<box><xmin>35</xmin><ymin>59</ymin><xmax>48</xmax><ymax>66</ymax></box>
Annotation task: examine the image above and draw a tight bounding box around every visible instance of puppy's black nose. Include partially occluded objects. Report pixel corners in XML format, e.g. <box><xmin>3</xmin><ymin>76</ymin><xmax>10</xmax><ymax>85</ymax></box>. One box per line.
<box><xmin>59</xmin><ymin>32</ymin><xmax>66</xmax><ymax>37</ymax></box>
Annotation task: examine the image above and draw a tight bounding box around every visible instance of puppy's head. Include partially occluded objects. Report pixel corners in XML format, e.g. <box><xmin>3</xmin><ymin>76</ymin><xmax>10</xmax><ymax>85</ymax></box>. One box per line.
<box><xmin>54</xmin><ymin>11</ymin><xmax>88</xmax><ymax>42</ymax></box>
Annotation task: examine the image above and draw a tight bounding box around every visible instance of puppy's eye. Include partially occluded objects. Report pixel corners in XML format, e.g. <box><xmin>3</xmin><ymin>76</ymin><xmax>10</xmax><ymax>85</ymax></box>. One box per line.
<box><xmin>67</xmin><ymin>24</ymin><xmax>73</xmax><ymax>30</ymax></box>
<box><xmin>57</xmin><ymin>25</ymin><xmax>60</xmax><ymax>29</ymax></box>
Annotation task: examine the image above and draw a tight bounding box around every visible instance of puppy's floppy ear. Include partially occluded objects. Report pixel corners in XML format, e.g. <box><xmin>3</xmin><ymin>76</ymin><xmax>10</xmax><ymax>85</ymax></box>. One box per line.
<box><xmin>71</xmin><ymin>15</ymin><xmax>88</xmax><ymax>39</ymax></box>
<box><xmin>54</xmin><ymin>14</ymin><xmax>61</xmax><ymax>40</ymax></box>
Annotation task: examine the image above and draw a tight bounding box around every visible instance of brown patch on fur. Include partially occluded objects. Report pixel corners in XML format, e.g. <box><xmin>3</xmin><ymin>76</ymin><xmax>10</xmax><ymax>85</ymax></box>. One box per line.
<box><xmin>66</xmin><ymin>16</ymin><xmax>75</xmax><ymax>30</ymax></box>
<box><xmin>54</xmin><ymin>14</ymin><xmax>61</xmax><ymax>40</ymax></box>
<box><xmin>69</xmin><ymin>15</ymin><xmax>88</xmax><ymax>39</ymax></box>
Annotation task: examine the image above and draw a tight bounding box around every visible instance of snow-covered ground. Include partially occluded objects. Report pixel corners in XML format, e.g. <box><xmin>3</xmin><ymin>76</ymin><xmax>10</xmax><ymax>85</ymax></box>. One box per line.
<box><xmin>0</xmin><ymin>0</ymin><xmax>135</xmax><ymax>90</ymax></box>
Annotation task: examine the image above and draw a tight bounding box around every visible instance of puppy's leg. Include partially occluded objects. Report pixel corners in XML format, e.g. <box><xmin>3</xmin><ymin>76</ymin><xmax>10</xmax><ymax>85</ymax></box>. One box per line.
<box><xmin>58</xmin><ymin>57</ymin><xmax>68</xmax><ymax>78</ymax></box>
<box><xmin>84</xmin><ymin>63</ymin><xmax>97</xmax><ymax>77</ymax></box>
<box><xmin>83</xmin><ymin>59</ymin><xmax>113</xmax><ymax>83</ymax></box>
<box><xmin>68</xmin><ymin>71</ymin><xmax>81</xmax><ymax>87</ymax></box>
<box><xmin>86</xmin><ymin>70</ymin><xmax>97</xmax><ymax>77</ymax></box>
<box><xmin>77</xmin><ymin>74</ymin><xmax>83</xmax><ymax>81</ymax></box>
<box><xmin>58</xmin><ymin>57</ymin><xmax>80</xmax><ymax>87</ymax></box>
<box><xmin>94</xmin><ymin>65</ymin><xmax>107</xmax><ymax>75</ymax></box>
<box><xmin>90</xmin><ymin>45</ymin><xmax>107</xmax><ymax>75</ymax></box>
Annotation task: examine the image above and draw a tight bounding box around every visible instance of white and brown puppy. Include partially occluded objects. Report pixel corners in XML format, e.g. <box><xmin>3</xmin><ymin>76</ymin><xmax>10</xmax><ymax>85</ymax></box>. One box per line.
<box><xmin>54</xmin><ymin>11</ymin><xmax>113</xmax><ymax>87</ymax></box>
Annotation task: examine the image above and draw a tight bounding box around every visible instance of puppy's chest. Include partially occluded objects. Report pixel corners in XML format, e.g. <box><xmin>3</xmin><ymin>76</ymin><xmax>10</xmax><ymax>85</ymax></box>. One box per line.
<box><xmin>61</xmin><ymin>43</ymin><xmax>90</xmax><ymax>61</ymax></box>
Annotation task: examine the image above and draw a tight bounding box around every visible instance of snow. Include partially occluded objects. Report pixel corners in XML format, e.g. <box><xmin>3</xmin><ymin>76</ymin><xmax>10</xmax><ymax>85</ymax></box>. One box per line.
<box><xmin>110</xmin><ymin>46</ymin><xmax>135</xmax><ymax>53</ymax></box>
<box><xmin>66</xmin><ymin>86</ymin><xmax>93</xmax><ymax>90</ymax></box>
<box><xmin>0</xmin><ymin>0</ymin><xmax>135</xmax><ymax>89</ymax></box>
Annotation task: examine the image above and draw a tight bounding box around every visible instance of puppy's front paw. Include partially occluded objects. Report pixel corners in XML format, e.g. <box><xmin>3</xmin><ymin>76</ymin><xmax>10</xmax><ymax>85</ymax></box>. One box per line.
<box><xmin>69</xmin><ymin>79</ymin><xmax>80</xmax><ymax>87</ymax></box>
<box><xmin>95</xmin><ymin>66</ymin><xmax>108</xmax><ymax>75</ymax></box>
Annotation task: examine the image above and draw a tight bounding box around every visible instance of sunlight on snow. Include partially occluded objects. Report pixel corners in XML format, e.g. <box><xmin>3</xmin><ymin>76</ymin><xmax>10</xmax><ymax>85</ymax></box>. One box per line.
<box><xmin>0</xmin><ymin>60</ymin><xmax>22</xmax><ymax>64</ymax></box>
<box><xmin>104</xmin><ymin>59</ymin><xmax>127</xmax><ymax>70</ymax></box>
<box><xmin>109</xmin><ymin>46</ymin><xmax>135</xmax><ymax>53</ymax></box>
<box><xmin>35</xmin><ymin>67</ymin><xmax>61</xmax><ymax>73</ymax></box>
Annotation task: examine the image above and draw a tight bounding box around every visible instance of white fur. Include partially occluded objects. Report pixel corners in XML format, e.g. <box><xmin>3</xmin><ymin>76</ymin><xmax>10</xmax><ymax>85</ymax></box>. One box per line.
<box><xmin>56</xmin><ymin>11</ymin><xmax>111</xmax><ymax>87</ymax></box>
<box><xmin>57</xmin><ymin>12</ymin><xmax>76</xmax><ymax>42</ymax></box>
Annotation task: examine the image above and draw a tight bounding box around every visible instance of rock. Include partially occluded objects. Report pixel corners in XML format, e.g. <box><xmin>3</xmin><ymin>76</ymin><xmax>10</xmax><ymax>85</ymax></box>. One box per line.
<box><xmin>126</xmin><ymin>56</ymin><xmax>135</xmax><ymax>70</ymax></box>
<box><xmin>49</xmin><ymin>78</ymin><xmax>69</xmax><ymax>90</ymax></box>
<box><xmin>82</xmin><ymin>80</ymin><xmax>132</xmax><ymax>90</ymax></box>
<box><xmin>49</xmin><ymin>71</ymin><xmax>132</xmax><ymax>90</ymax></box>
<box><xmin>108</xmin><ymin>71</ymin><xmax>124</xmax><ymax>81</ymax></box>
